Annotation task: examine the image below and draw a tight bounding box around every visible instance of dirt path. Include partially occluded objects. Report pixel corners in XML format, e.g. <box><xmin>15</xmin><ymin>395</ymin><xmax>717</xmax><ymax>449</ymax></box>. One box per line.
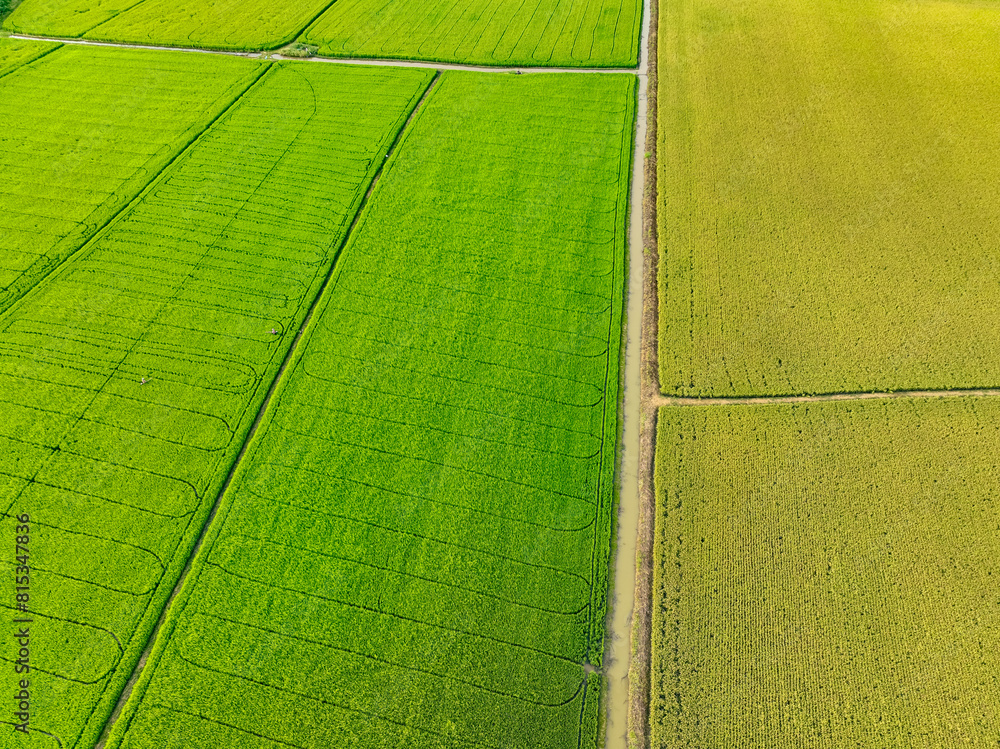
<box><xmin>603</xmin><ymin>0</ymin><xmax>652</xmax><ymax>745</ymax></box>
<box><xmin>624</xmin><ymin>0</ymin><xmax>659</xmax><ymax>741</ymax></box>
<box><xmin>8</xmin><ymin>33</ymin><xmax>641</xmax><ymax>74</ymax></box>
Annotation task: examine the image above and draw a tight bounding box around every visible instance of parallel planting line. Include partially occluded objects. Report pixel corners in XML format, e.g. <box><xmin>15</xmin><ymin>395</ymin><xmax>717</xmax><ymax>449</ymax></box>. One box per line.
<box><xmin>10</xmin><ymin>33</ymin><xmax>642</xmax><ymax>72</ymax></box>
<box><xmin>0</xmin><ymin>59</ymin><xmax>272</xmax><ymax>318</ymax></box>
<box><xmin>0</xmin><ymin>38</ymin><xmax>61</xmax><ymax>81</ymax></box>
<box><xmin>92</xmin><ymin>73</ymin><xmax>441</xmax><ymax>749</ymax></box>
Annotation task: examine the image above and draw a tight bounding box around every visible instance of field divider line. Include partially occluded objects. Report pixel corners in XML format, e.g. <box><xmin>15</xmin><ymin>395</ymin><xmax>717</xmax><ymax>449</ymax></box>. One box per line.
<box><xmin>8</xmin><ymin>33</ymin><xmax>641</xmax><ymax>73</ymax></box>
<box><xmin>93</xmin><ymin>71</ymin><xmax>442</xmax><ymax>749</ymax></box>
<box><xmin>654</xmin><ymin>388</ymin><xmax>1000</xmax><ymax>407</ymax></box>
<box><xmin>602</xmin><ymin>0</ymin><xmax>653</xmax><ymax>740</ymax></box>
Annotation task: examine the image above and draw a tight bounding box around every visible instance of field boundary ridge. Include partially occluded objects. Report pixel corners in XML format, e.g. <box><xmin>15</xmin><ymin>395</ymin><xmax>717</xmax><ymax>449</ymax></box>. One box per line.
<box><xmin>655</xmin><ymin>388</ymin><xmax>1000</xmax><ymax>407</ymax></box>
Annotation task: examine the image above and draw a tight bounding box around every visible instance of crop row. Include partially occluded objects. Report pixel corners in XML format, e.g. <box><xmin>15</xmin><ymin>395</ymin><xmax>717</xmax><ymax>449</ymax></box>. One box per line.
<box><xmin>2</xmin><ymin>60</ymin><xmax>433</xmax><ymax>748</ymax></box>
<box><xmin>0</xmin><ymin>44</ymin><xmax>267</xmax><ymax>315</ymax></box>
<box><xmin>104</xmin><ymin>70</ymin><xmax>636</xmax><ymax>749</ymax></box>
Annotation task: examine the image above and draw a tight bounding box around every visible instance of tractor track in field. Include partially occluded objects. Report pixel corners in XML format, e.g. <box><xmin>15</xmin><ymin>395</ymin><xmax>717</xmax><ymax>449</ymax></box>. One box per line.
<box><xmin>8</xmin><ymin>33</ymin><xmax>642</xmax><ymax>73</ymax></box>
<box><xmin>654</xmin><ymin>388</ymin><xmax>1000</xmax><ymax>407</ymax></box>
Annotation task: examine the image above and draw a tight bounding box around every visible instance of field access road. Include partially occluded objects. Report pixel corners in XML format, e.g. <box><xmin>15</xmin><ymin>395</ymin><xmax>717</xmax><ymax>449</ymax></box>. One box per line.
<box><xmin>8</xmin><ymin>33</ymin><xmax>641</xmax><ymax>74</ymax></box>
<box><xmin>605</xmin><ymin>0</ymin><xmax>651</xmax><ymax>741</ymax></box>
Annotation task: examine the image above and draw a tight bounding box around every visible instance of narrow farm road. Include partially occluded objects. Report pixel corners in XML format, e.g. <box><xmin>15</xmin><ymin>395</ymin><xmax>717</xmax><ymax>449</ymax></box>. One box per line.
<box><xmin>604</xmin><ymin>0</ymin><xmax>652</xmax><ymax>744</ymax></box>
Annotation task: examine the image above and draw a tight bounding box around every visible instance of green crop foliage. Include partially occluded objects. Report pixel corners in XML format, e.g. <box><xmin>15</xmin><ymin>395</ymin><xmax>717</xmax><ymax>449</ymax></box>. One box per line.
<box><xmin>0</xmin><ymin>45</ymin><xmax>267</xmax><ymax>315</ymax></box>
<box><xmin>3</xmin><ymin>0</ymin><xmax>642</xmax><ymax>63</ymax></box>
<box><xmin>2</xmin><ymin>0</ymin><xmax>145</xmax><ymax>38</ymax></box>
<box><xmin>651</xmin><ymin>399</ymin><xmax>1000</xmax><ymax>747</ymax></box>
<box><xmin>301</xmin><ymin>0</ymin><xmax>642</xmax><ymax>67</ymax></box>
<box><xmin>658</xmin><ymin>0</ymin><xmax>1000</xmax><ymax>396</ymax></box>
<box><xmin>1</xmin><ymin>60</ymin><xmax>433</xmax><ymax>749</ymax></box>
<box><xmin>105</xmin><ymin>70</ymin><xmax>636</xmax><ymax>749</ymax></box>
<box><xmin>2</xmin><ymin>0</ymin><xmax>332</xmax><ymax>49</ymax></box>
<box><xmin>0</xmin><ymin>37</ymin><xmax>60</xmax><ymax>77</ymax></box>
<box><xmin>81</xmin><ymin>0</ymin><xmax>333</xmax><ymax>51</ymax></box>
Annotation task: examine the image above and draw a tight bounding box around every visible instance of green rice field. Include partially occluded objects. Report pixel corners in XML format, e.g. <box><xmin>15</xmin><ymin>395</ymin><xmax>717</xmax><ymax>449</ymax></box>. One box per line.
<box><xmin>104</xmin><ymin>70</ymin><xmax>635</xmax><ymax>749</ymax></box>
<box><xmin>652</xmin><ymin>400</ymin><xmax>1000</xmax><ymax>747</ymax></box>
<box><xmin>0</xmin><ymin>32</ymin><xmax>637</xmax><ymax>746</ymax></box>
<box><xmin>3</xmin><ymin>0</ymin><xmax>642</xmax><ymax>64</ymax></box>
<box><xmin>0</xmin><ymin>44</ymin><xmax>265</xmax><ymax>314</ymax></box>
<box><xmin>0</xmin><ymin>36</ymin><xmax>59</xmax><ymax>76</ymax></box>
<box><xmin>77</xmin><ymin>0</ymin><xmax>333</xmax><ymax>51</ymax></box>
<box><xmin>300</xmin><ymin>0</ymin><xmax>643</xmax><ymax>66</ymax></box>
<box><xmin>1</xmin><ymin>0</ymin><xmax>331</xmax><ymax>49</ymax></box>
<box><xmin>1</xmin><ymin>57</ymin><xmax>436</xmax><ymax>748</ymax></box>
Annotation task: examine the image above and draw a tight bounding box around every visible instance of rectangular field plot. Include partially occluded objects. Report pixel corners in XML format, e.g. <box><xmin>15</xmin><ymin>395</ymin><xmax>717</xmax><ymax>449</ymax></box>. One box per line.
<box><xmin>659</xmin><ymin>0</ymin><xmax>1000</xmax><ymax>396</ymax></box>
<box><xmin>0</xmin><ymin>62</ymin><xmax>432</xmax><ymax>749</ymax></box>
<box><xmin>0</xmin><ymin>45</ymin><xmax>265</xmax><ymax>314</ymax></box>
<box><xmin>2</xmin><ymin>0</ymin><xmax>331</xmax><ymax>49</ymax></box>
<box><xmin>301</xmin><ymin>0</ymin><xmax>642</xmax><ymax>67</ymax></box>
<box><xmin>106</xmin><ymin>71</ymin><xmax>636</xmax><ymax>749</ymax></box>
<box><xmin>652</xmin><ymin>399</ymin><xmax>1000</xmax><ymax>748</ymax></box>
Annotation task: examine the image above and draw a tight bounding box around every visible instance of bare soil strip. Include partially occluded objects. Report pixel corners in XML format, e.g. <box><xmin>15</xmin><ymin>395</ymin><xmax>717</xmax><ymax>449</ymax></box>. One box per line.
<box><xmin>606</xmin><ymin>0</ymin><xmax>654</xmax><ymax>745</ymax></box>
<box><xmin>655</xmin><ymin>388</ymin><xmax>1000</xmax><ymax>407</ymax></box>
<box><xmin>92</xmin><ymin>74</ymin><xmax>442</xmax><ymax>749</ymax></box>
<box><xmin>9</xmin><ymin>33</ymin><xmax>641</xmax><ymax>73</ymax></box>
